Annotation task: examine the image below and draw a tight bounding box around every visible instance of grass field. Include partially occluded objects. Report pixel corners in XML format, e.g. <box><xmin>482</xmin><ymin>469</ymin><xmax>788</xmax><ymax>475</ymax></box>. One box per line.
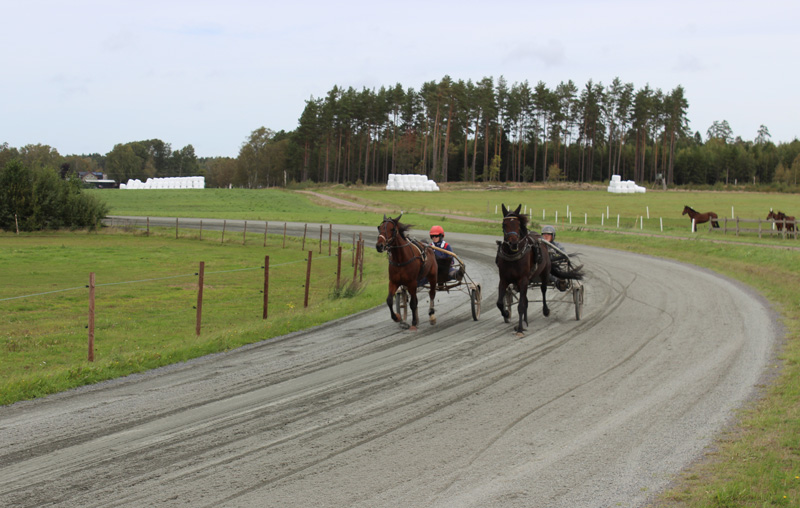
<box><xmin>6</xmin><ymin>183</ymin><xmax>800</xmax><ymax>506</ymax></box>
<box><xmin>0</xmin><ymin>228</ymin><xmax>383</xmax><ymax>405</ymax></box>
<box><xmin>89</xmin><ymin>184</ymin><xmax>799</xmax><ymax>243</ymax></box>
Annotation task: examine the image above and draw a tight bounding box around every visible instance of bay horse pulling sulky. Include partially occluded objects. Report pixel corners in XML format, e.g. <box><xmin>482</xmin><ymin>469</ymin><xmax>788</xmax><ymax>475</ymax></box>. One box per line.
<box><xmin>682</xmin><ymin>205</ymin><xmax>720</xmax><ymax>231</ymax></box>
<box><xmin>767</xmin><ymin>208</ymin><xmax>796</xmax><ymax>232</ymax></box>
<box><xmin>376</xmin><ymin>214</ymin><xmax>437</xmax><ymax>331</ymax></box>
<box><xmin>495</xmin><ymin>204</ymin><xmax>583</xmax><ymax>336</ymax></box>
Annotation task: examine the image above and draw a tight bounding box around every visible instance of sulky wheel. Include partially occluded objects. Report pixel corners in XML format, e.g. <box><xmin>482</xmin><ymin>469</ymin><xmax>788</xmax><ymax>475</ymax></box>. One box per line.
<box><xmin>573</xmin><ymin>283</ymin><xmax>584</xmax><ymax>320</ymax></box>
<box><xmin>470</xmin><ymin>285</ymin><xmax>481</xmax><ymax>321</ymax></box>
<box><xmin>394</xmin><ymin>288</ymin><xmax>409</xmax><ymax>322</ymax></box>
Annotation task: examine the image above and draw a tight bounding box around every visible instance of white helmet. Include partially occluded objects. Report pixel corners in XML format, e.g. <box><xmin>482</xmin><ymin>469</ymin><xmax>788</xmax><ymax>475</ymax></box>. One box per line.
<box><xmin>542</xmin><ymin>225</ymin><xmax>556</xmax><ymax>241</ymax></box>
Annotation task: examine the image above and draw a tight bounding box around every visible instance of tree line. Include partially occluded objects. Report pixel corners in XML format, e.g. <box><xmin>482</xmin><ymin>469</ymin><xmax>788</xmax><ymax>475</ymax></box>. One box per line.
<box><xmin>2</xmin><ymin>76</ymin><xmax>799</xmax><ymax>190</ymax></box>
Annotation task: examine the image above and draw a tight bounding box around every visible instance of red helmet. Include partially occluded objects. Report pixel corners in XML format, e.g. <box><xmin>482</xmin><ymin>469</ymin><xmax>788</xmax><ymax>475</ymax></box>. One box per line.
<box><xmin>429</xmin><ymin>225</ymin><xmax>444</xmax><ymax>237</ymax></box>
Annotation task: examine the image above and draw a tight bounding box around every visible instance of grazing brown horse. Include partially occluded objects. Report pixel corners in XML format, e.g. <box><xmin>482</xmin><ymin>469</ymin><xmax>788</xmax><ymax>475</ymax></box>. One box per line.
<box><xmin>495</xmin><ymin>204</ymin><xmax>552</xmax><ymax>335</ymax></box>
<box><xmin>768</xmin><ymin>209</ymin><xmax>796</xmax><ymax>232</ymax></box>
<box><xmin>376</xmin><ymin>214</ymin><xmax>437</xmax><ymax>330</ymax></box>
<box><xmin>683</xmin><ymin>205</ymin><xmax>720</xmax><ymax>231</ymax></box>
<box><xmin>767</xmin><ymin>209</ymin><xmax>784</xmax><ymax>231</ymax></box>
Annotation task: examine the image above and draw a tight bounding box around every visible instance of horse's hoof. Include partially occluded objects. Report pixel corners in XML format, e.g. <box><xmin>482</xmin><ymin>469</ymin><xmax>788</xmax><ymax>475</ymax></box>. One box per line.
<box><xmin>515</xmin><ymin>331</ymin><xmax>524</xmax><ymax>338</ymax></box>
<box><xmin>543</xmin><ymin>308</ymin><xmax>550</xmax><ymax>317</ymax></box>
<box><xmin>398</xmin><ymin>321</ymin><xmax>410</xmax><ymax>330</ymax></box>
<box><xmin>409</xmin><ymin>325</ymin><xmax>418</xmax><ymax>332</ymax></box>
<box><xmin>391</xmin><ymin>313</ymin><xmax>400</xmax><ymax>322</ymax></box>
<box><xmin>430</xmin><ymin>316</ymin><xmax>437</xmax><ymax>325</ymax></box>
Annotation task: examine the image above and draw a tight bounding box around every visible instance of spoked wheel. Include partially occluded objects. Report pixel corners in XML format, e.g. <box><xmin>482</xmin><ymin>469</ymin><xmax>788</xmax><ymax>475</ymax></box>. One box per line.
<box><xmin>394</xmin><ymin>288</ymin><xmax>409</xmax><ymax>322</ymax></box>
<box><xmin>470</xmin><ymin>285</ymin><xmax>481</xmax><ymax>321</ymax></box>
<box><xmin>573</xmin><ymin>283</ymin><xmax>584</xmax><ymax>320</ymax></box>
<box><xmin>503</xmin><ymin>286</ymin><xmax>516</xmax><ymax>323</ymax></box>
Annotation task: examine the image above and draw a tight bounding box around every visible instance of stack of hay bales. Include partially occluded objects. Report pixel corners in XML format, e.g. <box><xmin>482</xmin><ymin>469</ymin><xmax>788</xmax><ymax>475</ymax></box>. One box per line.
<box><xmin>385</xmin><ymin>174</ymin><xmax>439</xmax><ymax>191</ymax></box>
<box><xmin>607</xmin><ymin>175</ymin><xmax>645</xmax><ymax>193</ymax></box>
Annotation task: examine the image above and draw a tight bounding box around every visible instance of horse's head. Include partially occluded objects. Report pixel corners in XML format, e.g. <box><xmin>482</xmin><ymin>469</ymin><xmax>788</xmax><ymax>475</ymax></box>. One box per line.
<box><xmin>682</xmin><ymin>205</ymin><xmax>690</xmax><ymax>216</ymax></box>
<box><xmin>501</xmin><ymin>204</ymin><xmax>528</xmax><ymax>252</ymax></box>
<box><xmin>376</xmin><ymin>214</ymin><xmax>405</xmax><ymax>253</ymax></box>
<box><xmin>767</xmin><ymin>208</ymin><xmax>776</xmax><ymax>220</ymax></box>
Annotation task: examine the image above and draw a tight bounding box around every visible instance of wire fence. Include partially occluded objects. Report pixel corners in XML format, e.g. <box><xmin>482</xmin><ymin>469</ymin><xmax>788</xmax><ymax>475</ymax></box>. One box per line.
<box><xmin>1</xmin><ymin>226</ymin><xmax>368</xmax><ymax>369</ymax></box>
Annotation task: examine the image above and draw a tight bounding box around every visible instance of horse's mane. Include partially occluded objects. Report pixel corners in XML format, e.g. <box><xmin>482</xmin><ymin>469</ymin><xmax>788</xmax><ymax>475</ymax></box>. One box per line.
<box><xmin>395</xmin><ymin>220</ymin><xmax>412</xmax><ymax>239</ymax></box>
<box><xmin>684</xmin><ymin>205</ymin><xmax>697</xmax><ymax>213</ymax></box>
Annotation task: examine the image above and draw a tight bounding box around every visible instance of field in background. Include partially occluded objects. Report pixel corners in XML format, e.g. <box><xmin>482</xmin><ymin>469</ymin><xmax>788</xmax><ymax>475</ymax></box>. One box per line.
<box><xmin>89</xmin><ymin>185</ymin><xmax>799</xmax><ymax>243</ymax></box>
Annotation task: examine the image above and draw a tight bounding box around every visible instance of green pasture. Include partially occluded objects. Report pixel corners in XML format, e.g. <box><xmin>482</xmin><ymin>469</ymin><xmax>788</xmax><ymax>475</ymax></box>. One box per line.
<box><xmin>89</xmin><ymin>184</ymin><xmax>799</xmax><ymax>244</ymax></box>
<box><xmin>0</xmin><ymin>229</ymin><xmax>383</xmax><ymax>406</ymax></box>
<box><xmin>8</xmin><ymin>184</ymin><xmax>800</xmax><ymax>506</ymax></box>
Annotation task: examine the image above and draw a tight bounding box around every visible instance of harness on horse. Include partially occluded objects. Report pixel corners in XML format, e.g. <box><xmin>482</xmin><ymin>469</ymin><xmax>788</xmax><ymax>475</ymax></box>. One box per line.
<box><xmin>496</xmin><ymin>233</ymin><xmax>543</xmax><ymax>268</ymax></box>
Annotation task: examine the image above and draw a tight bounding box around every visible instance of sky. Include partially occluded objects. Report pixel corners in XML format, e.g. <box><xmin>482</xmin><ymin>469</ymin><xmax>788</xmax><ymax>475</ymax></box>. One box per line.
<box><xmin>2</xmin><ymin>0</ymin><xmax>798</xmax><ymax>159</ymax></box>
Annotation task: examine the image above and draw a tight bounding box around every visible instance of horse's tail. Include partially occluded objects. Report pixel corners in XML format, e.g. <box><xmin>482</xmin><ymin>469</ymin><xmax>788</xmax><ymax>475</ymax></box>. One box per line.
<box><xmin>551</xmin><ymin>262</ymin><xmax>584</xmax><ymax>281</ymax></box>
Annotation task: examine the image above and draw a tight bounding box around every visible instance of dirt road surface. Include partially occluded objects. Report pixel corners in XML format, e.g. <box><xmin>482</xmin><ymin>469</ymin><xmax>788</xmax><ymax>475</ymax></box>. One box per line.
<box><xmin>0</xmin><ymin>226</ymin><xmax>779</xmax><ymax>507</ymax></box>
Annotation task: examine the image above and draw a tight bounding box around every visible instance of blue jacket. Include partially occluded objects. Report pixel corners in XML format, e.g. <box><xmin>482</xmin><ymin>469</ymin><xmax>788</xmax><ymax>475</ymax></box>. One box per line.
<box><xmin>431</xmin><ymin>239</ymin><xmax>454</xmax><ymax>265</ymax></box>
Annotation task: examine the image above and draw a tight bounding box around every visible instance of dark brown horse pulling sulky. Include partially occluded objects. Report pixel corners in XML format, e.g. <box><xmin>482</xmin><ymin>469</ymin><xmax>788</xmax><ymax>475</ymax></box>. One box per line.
<box><xmin>376</xmin><ymin>214</ymin><xmax>437</xmax><ymax>331</ymax></box>
<box><xmin>494</xmin><ymin>205</ymin><xmax>549</xmax><ymax>335</ymax></box>
<box><xmin>682</xmin><ymin>205</ymin><xmax>720</xmax><ymax>231</ymax></box>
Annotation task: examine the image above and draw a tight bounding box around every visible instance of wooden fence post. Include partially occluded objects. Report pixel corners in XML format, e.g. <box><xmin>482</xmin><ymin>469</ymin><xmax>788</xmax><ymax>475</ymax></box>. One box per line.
<box><xmin>222</xmin><ymin>220</ymin><xmax>226</xmax><ymax>243</ymax></box>
<box><xmin>88</xmin><ymin>272</ymin><xmax>95</xmax><ymax>362</ymax></box>
<box><xmin>268</xmin><ymin>256</ymin><xmax>269</xmax><ymax>319</ymax></box>
<box><xmin>353</xmin><ymin>240</ymin><xmax>360</xmax><ymax>282</ymax></box>
<box><xmin>304</xmin><ymin>251</ymin><xmax>312</xmax><ymax>308</ymax></box>
<box><xmin>336</xmin><ymin>246</ymin><xmax>342</xmax><ymax>288</ymax></box>
<box><xmin>146</xmin><ymin>217</ymin><xmax>150</xmax><ymax>236</ymax></box>
<box><xmin>302</xmin><ymin>223</ymin><xmax>308</xmax><ymax>251</ymax></box>
<box><xmin>328</xmin><ymin>225</ymin><xmax>332</xmax><ymax>256</ymax></box>
<box><xmin>283</xmin><ymin>222</ymin><xmax>287</xmax><ymax>248</ymax></box>
<box><xmin>263</xmin><ymin>221</ymin><xmax>268</xmax><ymax>247</ymax></box>
<box><xmin>199</xmin><ymin>219</ymin><xmax>203</xmax><ymax>241</ymax></box>
<box><xmin>176</xmin><ymin>217</ymin><xmax>179</xmax><ymax>239</ymax></box>
<box><xmin>319</xmin><ymin>225</ymin><xmax>323</xmax><ymax>254</ymax></box>
<box><xmin>243</xmin><ymin>220</ymin><xmax>247</xmax><ymax>245</ymax></box>
<box><xmin>359</xmin><ymin>240</ymin><xmax>364</xmax><ymax>282</ymax></box>
<box><xmin>196</xmin><ymin>262</ymin><xmax>204</xmax><ymax>336</ymax></box>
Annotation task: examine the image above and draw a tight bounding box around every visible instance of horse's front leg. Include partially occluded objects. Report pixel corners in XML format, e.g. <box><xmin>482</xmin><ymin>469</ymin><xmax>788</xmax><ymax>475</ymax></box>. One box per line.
<box><xmin>386</xmin><ymin>281</ymin><xmax>400</xmax><ymax>322</ymax></box>
<box><xmin>540</xmin><ymin>276</ymin><xmax>550</xmax><ymax>317</ymax></box>
<box><xmin>409</xmin><ymin>285</ymin><xmax>420</xmax><ymax>331</ymax></box>
<box><xmin>497</xmin><ymin>280</ymin><xmax>510</xmax><ymax>322</ymax></box>
<box><xmin>428</xmin><ymin>284</ymin><xmax>437</xmax><ymax>326</ymax></box>
<box><xmin>516</xmin><ymin>285</ymin><xmax>528</xmax><ymax>335</ymax></box>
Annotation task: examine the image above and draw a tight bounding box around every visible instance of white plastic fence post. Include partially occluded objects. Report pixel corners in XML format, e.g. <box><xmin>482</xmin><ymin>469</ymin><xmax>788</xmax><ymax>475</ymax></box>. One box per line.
<box><xmin>660</xmin><ymin>217</ymin><xmax>663</xmax><ymax>232</ymax></box>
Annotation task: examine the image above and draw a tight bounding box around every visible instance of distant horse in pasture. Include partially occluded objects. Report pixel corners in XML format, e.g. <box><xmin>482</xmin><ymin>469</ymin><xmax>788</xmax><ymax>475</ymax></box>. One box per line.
<box><xmin>682</xmin><ymin>205</ymin><xmax>720</xmax><ymax>231</ymax></box>
<box><xmin>768</xmin><ymin>209</ymin><xmax>795</xmax><ymax>232</ymax></box>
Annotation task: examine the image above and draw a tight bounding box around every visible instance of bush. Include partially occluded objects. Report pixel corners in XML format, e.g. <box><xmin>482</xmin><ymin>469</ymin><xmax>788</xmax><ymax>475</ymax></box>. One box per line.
<box><xmin>0</xmin><ymin>159</ymin><xmax>109</xmax><ymax>232</ymax></box>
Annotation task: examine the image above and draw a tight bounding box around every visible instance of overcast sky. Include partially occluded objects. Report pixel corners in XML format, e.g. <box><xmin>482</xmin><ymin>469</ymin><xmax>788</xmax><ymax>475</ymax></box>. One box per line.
<box><xmin>2</xmin><ymin>0</ymin><xmax>797</xmax><ymax>158</ymax></box>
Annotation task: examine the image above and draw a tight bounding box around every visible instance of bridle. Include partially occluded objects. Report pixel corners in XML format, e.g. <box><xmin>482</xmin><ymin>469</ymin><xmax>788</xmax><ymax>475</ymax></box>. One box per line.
<box><xmin>378</xmin><ymin>219</ymin><xmax>423</xmax><ymax>267</ymax></box>
<box><xmin>498</xmin><ymin>214</ymin><xmax>533</xmax><ymax>261</ymax></box>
